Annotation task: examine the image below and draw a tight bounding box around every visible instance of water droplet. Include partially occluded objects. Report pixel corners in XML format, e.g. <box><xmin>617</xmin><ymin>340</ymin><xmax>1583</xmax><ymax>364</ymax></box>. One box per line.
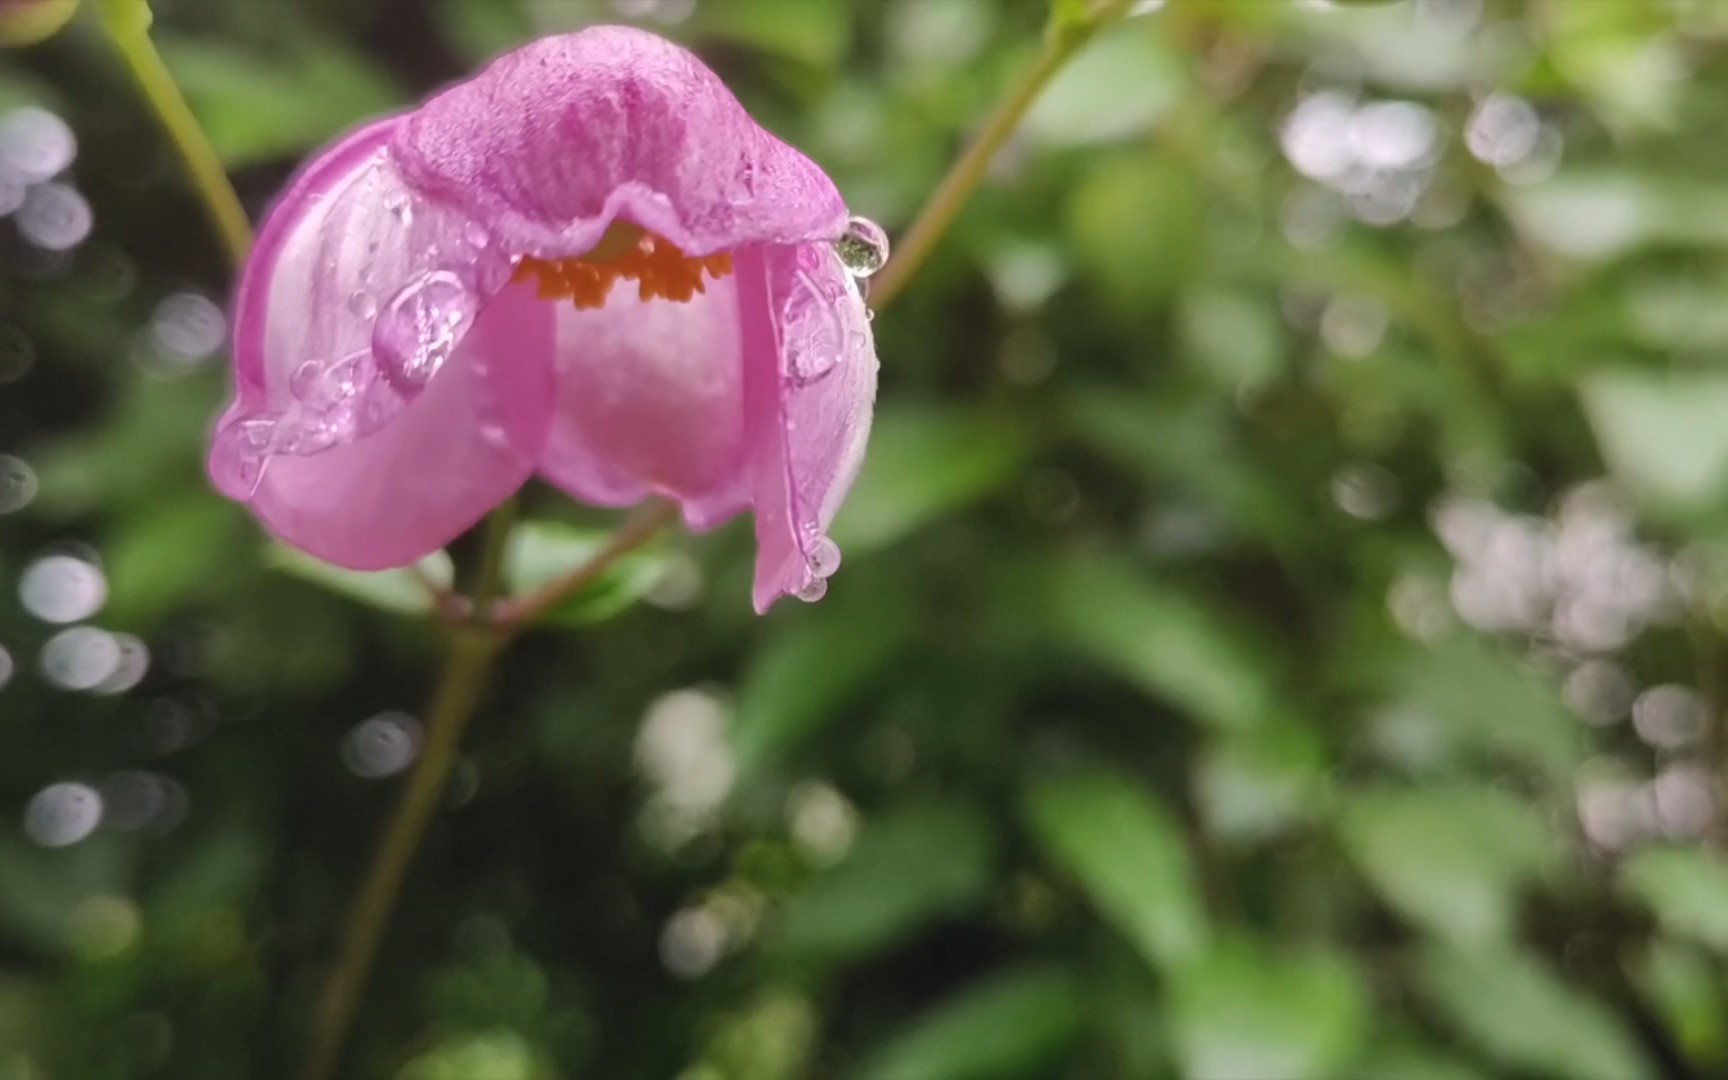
<box><xmin>342</xmin><ymin>713</ymin><xmax>423</xmax><ymax>778</ymax></box>
<box><xmin>289</xmin><ymin>360</ymin><xmax>323</xmax><ymax>400</ymax></box>
<box><xmin>348</xmin><ymin>290</ymin><xmax>378</xmax><ymax>319</ymax></box>
<box><xmin>463</xmin><ymin>222</ymin><xmax>492</xmax><ymax>251</ymax></box>
<box><xmin>148</xmin><ymin>292</ymin><xmax>225</xmax><ymax>366</ymax></box>
<box><xmin>784</xmin><ymin>270</ymin><xmax>846</xmax><ymax>386</ymax></box>
<box><xmin>382</xmin><ymin>188</ymin><xmax>413</xmax><ymax>224</ymax></box>
<box><xmin>39</xmin><ymin>627</ymin><xmax>121</xmax><ymax>691</ymax></box>
<box><xmin>19</xmin><ymin>554</ymin><xmax>106</xmax><ymax>623</ymax></box>
<box><xmin>807</xmin><ymin>536</ymin><xmax>841</xmax><ymax>578</ymax></box>
<box><xmin>0</xmin><ymin>454</ymin><xmax>38</xmax><ymax>513</ymax></box>
<box><xmin>23</xmin><ymin>782</ymin><xmax>103</xmax><ymax>847</ymax></box>
<box><xmin>17</xmin><ymin>182</ymin><xmax>92</xmax><ymax>251</ymax></box>
<box><xmin>209</xmin><ymin>418</ymin><xmax>274</xmax><ymax>499</ymax></box>
<box><xmin>794</xmin><ymin>577</ymin><xmax>829</xmax><ymax>603</ymax></box>
<box><xmin>0</xmin><ymin>106</ymin><xmax>76</xmax><ymax>183</ymax></box>
<box><xmin>835</xmin><ymin>216</ymin><xmax>890</xmax><ymax>278</ymax></box>
<box><xmin>372</xmin><ymin>272</ymin><xmax>477</xmax><ymax>392</ymax></box>
<box><xmin>0</xmin><ymin>644</ymin><xmax>13</xmax><ymax>690</ymax></box>
<box><xmin>0</xmin><ymin>324</ymin><xmax>32</xmax><ymax>383</ymax></box>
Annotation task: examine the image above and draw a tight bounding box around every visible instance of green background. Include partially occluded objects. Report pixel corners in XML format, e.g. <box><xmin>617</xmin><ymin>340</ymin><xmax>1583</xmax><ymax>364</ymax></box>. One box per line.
<box><xmin>5</xmin><ymin>0</ymin><xmax>1728</xmax><ymax>1076</ymax></box>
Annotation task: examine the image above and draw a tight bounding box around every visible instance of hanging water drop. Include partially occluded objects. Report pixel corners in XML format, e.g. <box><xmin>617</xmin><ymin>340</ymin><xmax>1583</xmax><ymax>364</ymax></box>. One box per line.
<box><xmin>209</xmin><ymin>418</ymin><xmax>274</xmax><ymax>499</ymax></box>
<box><xmin>835</xmin><ymin>216</ymin><xmax>889</xmax><ymax>279</ymax></box>
<box><xmin>807</xmin><ymin>536</ymin><xmax>842</xmax><ymax>578</ymax></box>
<box><xmin>794</xmin><ymin>577</ymin><xmax>829</xmax><ymax>603</ymax></box>
<box><xmin>348</xmin><ymin>290</ymin><xmax>377</xmax><ymax>319</ymax></box>
<box><xmin>289</xmin><ymin>360</ymin><xmax>322</xmax><ymax>400</ymax></box>
<box><xmin>372</xmin><ymin>272</ymin><xmax>477</xmax><ymax>392</ymax></box>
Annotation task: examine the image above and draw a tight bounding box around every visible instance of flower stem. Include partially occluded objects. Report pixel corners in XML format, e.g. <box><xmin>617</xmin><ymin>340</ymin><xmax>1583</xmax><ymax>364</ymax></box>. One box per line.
<box><xmin>492</xmin><ymin>498</ymin><xmax>680</xmax><ymax>636</ymax></box>
<box><xmin>301</xmin><ymin>506</ymin><xmax>517</xmax><ymax>1080</ymax></box>
<box><xmin>867</xmin><ymin>0</ymin><xmax>1136</xmax><ymax>313</ymax></box>
<box><xmin>101</xmin><ymin>12</ymin><xmax>253</xmax><ymax>267</ymax></box>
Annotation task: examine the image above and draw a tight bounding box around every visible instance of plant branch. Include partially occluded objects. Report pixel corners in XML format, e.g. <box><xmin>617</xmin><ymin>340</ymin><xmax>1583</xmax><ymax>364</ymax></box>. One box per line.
<box><xmin>101</xmin><ymin>10</ymin><xmax>253</xmax><ymax>267</ymax></box>
<box><xmin>867</xmin><ymin>0</ymin><xmax>1136</xmax><ymax>313</ymax></box>
<box><xmin>491</xmin><ymin>498</ymin><xmax>681</xmax><ymax>636</ymax></box>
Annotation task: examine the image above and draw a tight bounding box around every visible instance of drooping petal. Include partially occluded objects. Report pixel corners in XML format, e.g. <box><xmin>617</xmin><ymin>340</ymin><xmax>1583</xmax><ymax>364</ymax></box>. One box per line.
<box><xmin>221</xmin><ymin>117</ymin><xmax>527</xmax><ymax>455</ymax></box>
<box><xmin>226</xmin><ymin>280</ymin><xmax>555</xmax><ymax>569</ymax></box>
<box><xmin>537</xmin><ymin>275</ymin><xmax>750</xmax><ymax>529</ymax></box>
<box><xmin>741</xmin><ymin>244</ymin><xmax>879</xmax><ymax>612</ymax></box>
<box><xmin>391</xmin><ymin>26</ymin><xmax>848</xmax><ymax>261</ymax></box>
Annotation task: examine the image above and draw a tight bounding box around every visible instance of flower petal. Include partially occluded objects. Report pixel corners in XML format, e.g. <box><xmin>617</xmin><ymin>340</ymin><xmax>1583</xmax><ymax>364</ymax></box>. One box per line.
<box><xmin>537</xmin><ymin>276</ymin><xmax>750</xmax><ymax>529</ymax></box>
<box><xmin>222</xmin><ymin>116</ymin><xmax>522</xmax><ymax>463</ymax></box>
<box><xmin>220</xmin><ymin>280</ymin><xmax>556</xmax><ymax>570</ymax></box>
<box><xmin>391</xmin><ymin>26</ymin><xmax>848</xmax><ymax>260</ymax></box>
<box><xmin>742</xmin><ymin>244</ymin><xmax>879</xmax><ymax>612</ymax></box>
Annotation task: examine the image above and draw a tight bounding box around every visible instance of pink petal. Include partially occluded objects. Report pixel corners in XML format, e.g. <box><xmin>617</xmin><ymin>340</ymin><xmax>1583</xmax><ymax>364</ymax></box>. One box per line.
<box><xmin>742</xmin><ymin>244</ymin><xmax>879</xmax><ymax>613</ymax></box>
<box><xmin>391</xmin><ymin>26</ymin><xmax>848</xmax><ymax>260</ymax></box>
<box><xmin>225</xmin><ymin>280</ymin><xmax>555</xmax><ymax>569</ymax></box>
<box><xmin>212</xmin><ymin>116</ymin><xmax>558</xmax><ymax>568</ymax></box>
<box><xmin>537</xmin><ymin>275</ymin><xmax>750</xmax><ymax>530</ymax></box>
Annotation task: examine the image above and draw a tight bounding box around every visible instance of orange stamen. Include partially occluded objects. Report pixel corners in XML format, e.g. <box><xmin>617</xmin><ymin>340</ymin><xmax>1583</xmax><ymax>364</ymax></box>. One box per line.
<box><xmin>512</xmin><ymin>229</ymin><xmax>734</xmax><ymax>311</ymax></box>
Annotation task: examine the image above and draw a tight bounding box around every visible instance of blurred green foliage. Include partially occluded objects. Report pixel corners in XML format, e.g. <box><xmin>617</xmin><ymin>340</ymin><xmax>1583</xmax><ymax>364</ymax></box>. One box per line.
<box><xmin>5</xmin><ymin>0</ymin><xmax>1728</xmax><ymax>1077</ymax></box>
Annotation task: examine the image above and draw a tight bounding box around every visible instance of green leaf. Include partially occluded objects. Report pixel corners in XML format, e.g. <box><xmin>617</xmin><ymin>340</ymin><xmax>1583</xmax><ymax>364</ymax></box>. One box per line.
<box><xmin>1417</xmin><ymin>945</ymin><xmax>1655</xmax><ymax>1080</ymax></box>
<box><xmin>1620</xmin><ymin>846</ymin><xmax>1728</xmax><ymax>953</ymax></box>
<box><xmin>1349</xmin><ymin>1043</ymin><xmax>1487</xmax><ymax>1080</ymax></box>
<box><xmin>1170</xmin><ymin>939</ymin><xmax>1368</xmax><ymax>1080</ymax></box>
<box><xmin>1195</xmin><ymin>723</ymin><xmax>1327</xmax><ymax>844</ymax></box>
<box><xmin>731</xmin><ymin>596</ymin><xmax>908</xmax><ymax>774</ymax></box>
<box><xmin>1025</xmin><ymin>28</ymin><xmax>1181</xmax><ymax>147</ymax></box>
<box><xmin>103</xmin><ymin>493</ymin><xmax>244</xmax><ymax>626</ymax></box>
<box><xmin>1066</xmin><ymin>154</ymin><xmax>1203</xmax><ymax>306</ymax></box>
<box><xmin>158</xmin><ymin>33</ymin><xmax>402</xmax><ymax>167</ymax></box>
<box><xmin>1024</xmin><ymin>768</ymin><xmax>1206</xmax><ymax>971</ymax></box>
<box><xmin>269</xmin><ymin>546</ymin><xmax>452</xmax><ymax>616</ymax></box>
<box><xmin>777</xmin><ymin>804</ymin><xmax>994</xmax><ymax>962</ymax></box>
<box><xmin>1339</xmin><ymin>785</ymin><xmax>1553</xmax><ymax>945</ymax></box>
<box><xmin>1627</xmin><ymin>941</ymin><xmax>1728</xmax><ymax>1071</ymax></box>
<box><xmin>857</xmin><ymin>966</ymin><xmax>1083</xmax><ymax>1080</ymax></box>
<box><xmin>831</xmin><ymin>405</ymin><xmax>1032</xmax><ymax>556</ymax></box>
<box><xmin>1044</xmin><ymin>554</ymin><xmax>1278</xmax><ymax>730</ymax></box>
<box><xmin>502</xmin><ymin>521</ymin><xmax>670</xmax><ymax>626</ymax></box>
<box><xmin>1580</xmin><ymin>368</ymin><xmax>1728</xmax><ymax>517</ymax></box>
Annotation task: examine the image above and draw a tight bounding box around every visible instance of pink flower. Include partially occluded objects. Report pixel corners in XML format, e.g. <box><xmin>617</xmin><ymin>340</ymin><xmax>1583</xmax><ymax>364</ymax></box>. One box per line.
<box><xmin>210</xmin><ymin>27</ymin><xmax>886</xmax><ymax>612</ymax></box>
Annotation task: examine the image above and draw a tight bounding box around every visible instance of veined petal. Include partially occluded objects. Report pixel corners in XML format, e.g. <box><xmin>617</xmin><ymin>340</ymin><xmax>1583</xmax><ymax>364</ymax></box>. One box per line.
<box><xmin>742</xmin><ymin>244</ymin><xmax>879</xmax><ymax>612</ymax></box>
<box><xmin>537</xmin><ymin>275</ymin><xmax>750</xmax><ymax>529</ymax></box>
<box><xmin>221</xmin><ymin>281</ymin><xmax>555</xmax><ymax>569</ymax></box>
<box><xmin>391</xmin><ymin>26</ymin><xmax>848</xmax><ymax>261</ymax></box>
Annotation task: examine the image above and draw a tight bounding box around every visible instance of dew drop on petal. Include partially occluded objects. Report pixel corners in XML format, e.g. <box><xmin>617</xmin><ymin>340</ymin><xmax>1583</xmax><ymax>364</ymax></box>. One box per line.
<box><xmin>348</xmin><ymin>290</ymin><xmax>378</xmax><ymax>319</ymax></box>
<box><xmin>807</xmin><ymin>536</ymin><xmax>841</xmax><ymax>578</ymax></box>
<box><xmin>23</xmin><ymin>782</ymin><xmax>103</xmax><ymax>847</ymax></box>
<box><xmin>289</xmin><ymin>360</ymin><xmax>323</xmax><ymax>400</ymax></box>
<box><xmin>372</xmin><ymin>272</ymin><xmax>477</xmax><ymax>393</ymax></box>
<box><xmin>794</xmin><ymin>577</ymin><xmax>829</xmax><ymax>603</ymax></box>
<box><xmin>209</xmin><ymin>418</ymin><xmax>274</xmax><ymax>499</ymax></box>
<box><xmin>463</xmin><ymin>221</ymin><xmax>491</xmax><ymax>250</ymax></box>
<box><xmin>784</xmin><ymin>270</ymin><xmax>846</xmax><ymax>386</ymax></box>
<box><xmin>835</xmin><ymin>216</ymin><xmax>890</xmax><ymax>279</ymax></box>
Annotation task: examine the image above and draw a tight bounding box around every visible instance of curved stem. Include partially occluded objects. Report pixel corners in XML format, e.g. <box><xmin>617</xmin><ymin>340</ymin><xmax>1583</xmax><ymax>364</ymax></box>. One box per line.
<box><xmin>492</xmin><ymin>499</ymin><xmax>680</xmax><ymax>636</ymax></box>
<box><xmin>102</xmin><ymin>18</ymin><xmax>253</xmax><ymax>267</ymax></box>
<box><xmin>301</xmin><ymin>510</ymin><xmax>515</xmax><ymax>1080</ymax></box>
<box><xmin>867</xmin><ymin>0</ymin><xmax>1135</xmax><ymax>313</ymax></box>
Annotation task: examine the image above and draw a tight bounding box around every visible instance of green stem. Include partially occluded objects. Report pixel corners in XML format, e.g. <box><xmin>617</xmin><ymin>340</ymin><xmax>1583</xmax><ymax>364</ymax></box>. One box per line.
<box><xmin>102</xmin><ymin>14</ymin><xmax>253</xmax><ymax>267</ymax></box>
<box><xmin>867</xmin><ymin>0</ymin><xmax>1136</xmax><ymax>313</ymax></box>
<box><xmin>301</xmin><ymin>512</ymin><xmax>515</xmax><ymax>1080</ymax></box>
<box><xmin>491</xmin><ymin>498</ymin><xmax>679</xmax><ymax>638</ymax></box>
